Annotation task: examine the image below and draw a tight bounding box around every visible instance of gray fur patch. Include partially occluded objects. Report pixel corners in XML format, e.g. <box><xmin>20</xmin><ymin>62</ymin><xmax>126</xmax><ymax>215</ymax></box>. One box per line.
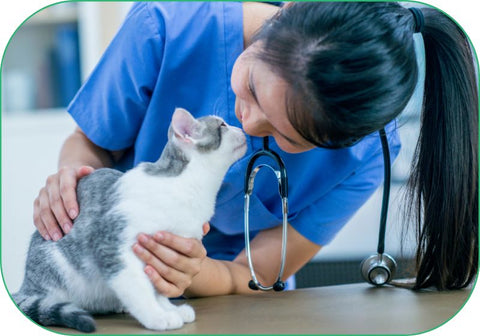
<box><xmin>73</xmin><ymin>168</ymin><xmax>126</xmax><ymax>277</ymax></box>
<box><xmin>142</xmin><ymin>116</ymin><xmax>225</xmax><ymax>176</ymax></box>
<box><xmin>13</xmin><ymin>168</ymin><xmax>126</xmax><ymax>332</ymax></box>
<box><xmin>17</xmin><ymin>169</ymin><xmax>126</xmax><ymax>297</ymax></box>
<box><xmin>21</xmin><ymin>233</ymin><xmax>66</xmax><ymax>294</ymax></box>
<box><xmin>142</xmin><ymin>141</ymin><xmax>189</xmax><ymax>177</ymax></box>
<box><xmin>194</xmin><ymin>116</ymin><xmax>224</xmax><ymax>153</ymax></box>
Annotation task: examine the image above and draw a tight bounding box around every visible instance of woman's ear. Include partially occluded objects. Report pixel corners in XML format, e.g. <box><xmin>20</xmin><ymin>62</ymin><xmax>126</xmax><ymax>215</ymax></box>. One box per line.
<box><xmin>171</xmin><ymin>108</ymin><xmax>199</xmax><ymax>144</ymax></box>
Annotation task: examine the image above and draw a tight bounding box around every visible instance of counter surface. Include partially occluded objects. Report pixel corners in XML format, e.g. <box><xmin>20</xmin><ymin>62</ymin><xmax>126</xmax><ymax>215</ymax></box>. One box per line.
<box><xmin>49</xmin><ymin>282</ymin><xmax>471</xmax><ymax>334</ymax></box>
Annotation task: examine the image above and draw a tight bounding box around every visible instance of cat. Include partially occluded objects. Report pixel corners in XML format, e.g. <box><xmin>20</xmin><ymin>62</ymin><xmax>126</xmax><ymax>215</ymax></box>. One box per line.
<box><xmin>12</xmin><ymin>108</ymin><xmax>247</xmax><ymax>332</ymax></box>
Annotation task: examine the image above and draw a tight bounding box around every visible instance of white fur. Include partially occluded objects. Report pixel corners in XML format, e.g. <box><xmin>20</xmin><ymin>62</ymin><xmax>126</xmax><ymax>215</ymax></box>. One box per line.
<box><xmin>108</xmin><ymin>253</ymin><xmax>184</xmax><ymax>330</ymax></box>
<box><xmin>115</xmin><ymin>159</ymin><xmax>221</xmax><ymax>241</ymax></box>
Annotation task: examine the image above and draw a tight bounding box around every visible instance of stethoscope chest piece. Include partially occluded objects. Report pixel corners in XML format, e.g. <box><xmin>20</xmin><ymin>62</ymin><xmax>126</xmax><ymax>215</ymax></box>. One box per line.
<box><xmin>361</xmin><ymin>253</ymin><xmax>397</xmax><ymax>286</ymax></box>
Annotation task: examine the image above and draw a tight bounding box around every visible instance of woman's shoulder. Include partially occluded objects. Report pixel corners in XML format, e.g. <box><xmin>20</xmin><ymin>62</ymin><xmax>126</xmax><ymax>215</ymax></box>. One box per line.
<box><xmin>125</xmin><ymin>1</ymin><xmax>243</xmax><ymax>45</ymax></box>
<box><xmin>133</xmin><ymin>1</ymin><xmax>240</xmax><ymax>26</ymax></box>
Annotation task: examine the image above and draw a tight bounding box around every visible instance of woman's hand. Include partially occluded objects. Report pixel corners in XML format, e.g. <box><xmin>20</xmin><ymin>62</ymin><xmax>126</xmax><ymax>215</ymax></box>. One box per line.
<box><xmin>133</xmin><ymin>223</ymin><xmax>210</xmax><ymax>298</ymax></box>
<box><xmin>33</xmin><ymin>165</ymin><xmax>94</xmax><ymax>241</ymax></box>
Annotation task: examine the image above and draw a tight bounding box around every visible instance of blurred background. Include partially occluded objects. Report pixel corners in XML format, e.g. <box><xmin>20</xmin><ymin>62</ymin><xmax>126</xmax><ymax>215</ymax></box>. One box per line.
<box><xmin>2</xmin><ymin>2</ymin><xmax>422</xmax><ymax>293</ymax></box>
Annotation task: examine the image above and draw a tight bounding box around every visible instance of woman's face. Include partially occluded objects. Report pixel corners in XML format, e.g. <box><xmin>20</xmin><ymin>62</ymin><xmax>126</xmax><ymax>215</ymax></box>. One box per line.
<box><xmin>231</xmin><ymin>43</ymin><xmax>315</xmax><ymax>153</ymax></box>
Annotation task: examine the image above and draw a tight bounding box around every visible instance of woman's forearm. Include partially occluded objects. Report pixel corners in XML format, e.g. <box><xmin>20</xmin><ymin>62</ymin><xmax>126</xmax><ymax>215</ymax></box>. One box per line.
<box><xmin>58</xmin><ymin>127</ymin><xmax>119</xmax><ymax>170</ymax></box>
<box><xmin>184</xmin><ymin>225</ymin><xmax>321</xmax><ymax>298</ymax></box>
<box><xmin>184</xmin><ymin>257</ymin><xmax>256</xmax><ymax>298</ymax></box>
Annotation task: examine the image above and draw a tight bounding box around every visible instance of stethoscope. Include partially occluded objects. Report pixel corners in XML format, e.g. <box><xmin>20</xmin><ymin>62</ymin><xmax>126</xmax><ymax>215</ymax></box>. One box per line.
<box><xmin>244</xmin><ymin>129</ymin><xmax>396</xmax><ymax>291</ymax></box>
<box><xmin>244</xmin><ymin>137</ymin><xmax>288</xmax><ymax>291</ymax></box>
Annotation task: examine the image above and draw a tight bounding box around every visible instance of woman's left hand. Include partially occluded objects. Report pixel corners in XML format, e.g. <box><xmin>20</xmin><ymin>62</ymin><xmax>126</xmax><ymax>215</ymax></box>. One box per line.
<box><xmin>133</xmin><ymin>223</ymin><xmax>210</xmax><ymax>298</ymax></box>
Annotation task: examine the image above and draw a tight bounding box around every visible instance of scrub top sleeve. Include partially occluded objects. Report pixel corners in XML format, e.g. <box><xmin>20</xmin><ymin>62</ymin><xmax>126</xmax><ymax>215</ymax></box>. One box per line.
<box><xmin>67</xmin><ymin>2</ymin><xmax>165</xmax><ymax>151</ymax></box>
<box><xmin>290</xmin><ymin>145</ymin><xmax>392</xmax><ymax>247</ymax></box>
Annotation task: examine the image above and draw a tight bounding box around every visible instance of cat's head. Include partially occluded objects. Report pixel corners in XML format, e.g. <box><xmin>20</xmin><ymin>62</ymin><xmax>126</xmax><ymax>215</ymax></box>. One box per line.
<box><xmin>169</xmin><ymin>108</ymin><xmax>247</xmax><ymax>166</ymax></box>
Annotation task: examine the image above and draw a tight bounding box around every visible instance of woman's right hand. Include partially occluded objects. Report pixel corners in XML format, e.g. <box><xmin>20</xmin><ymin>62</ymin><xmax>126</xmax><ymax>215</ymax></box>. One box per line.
<box><xmin>33</xmin><ymin>165</ymin><xmax>94</xmax><ymax>241</ymax></box>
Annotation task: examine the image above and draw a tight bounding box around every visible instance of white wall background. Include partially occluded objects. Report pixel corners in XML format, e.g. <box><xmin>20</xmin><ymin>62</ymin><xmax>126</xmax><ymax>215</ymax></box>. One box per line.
<box><xmin>2</xmin><ymin>112</ymin><xmax>77</xmax><ymax>292</ymax></box>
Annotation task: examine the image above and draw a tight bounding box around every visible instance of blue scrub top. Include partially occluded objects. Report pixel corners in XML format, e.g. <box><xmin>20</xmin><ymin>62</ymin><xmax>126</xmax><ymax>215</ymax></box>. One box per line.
<box><xmin>68</xmin><ymin>2</ymin><xmax>401</xmax><ymax>261</ymax></box>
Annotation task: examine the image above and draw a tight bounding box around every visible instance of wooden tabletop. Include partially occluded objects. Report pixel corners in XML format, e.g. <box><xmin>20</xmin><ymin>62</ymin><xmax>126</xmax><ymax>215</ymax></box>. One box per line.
<box><xmin>49</xmin><ymin>283</ymin><xmax>471</xmax><ymax>335</ymax></box>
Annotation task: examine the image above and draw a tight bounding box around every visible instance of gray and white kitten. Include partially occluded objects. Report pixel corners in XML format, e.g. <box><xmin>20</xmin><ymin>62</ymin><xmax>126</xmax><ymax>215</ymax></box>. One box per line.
<box><xmin>12</xmin><ymin>108</ymin><xmax>247</xmax><ymax>332</ymax></box>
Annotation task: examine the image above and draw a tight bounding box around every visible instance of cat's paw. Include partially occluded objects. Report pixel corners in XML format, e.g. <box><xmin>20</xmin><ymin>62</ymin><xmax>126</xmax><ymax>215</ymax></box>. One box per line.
<box><xmin>142</xmin><ymin>311</ymin><xmax>183</xmax><ymax>331</ymax></box>
<box><xmin>177</xmin><ymin>304</ymin><xmax>195</xmax><ymax>323</ymax></box>
<box><xmin>142</xmin><ymin>317</ymin><xmax>168</xmax><ymax>331</ymax></box>
<box><xmin>164</xmin><ymin>310</ymin><xmax>184</xmax><ymax>330</ymax></box>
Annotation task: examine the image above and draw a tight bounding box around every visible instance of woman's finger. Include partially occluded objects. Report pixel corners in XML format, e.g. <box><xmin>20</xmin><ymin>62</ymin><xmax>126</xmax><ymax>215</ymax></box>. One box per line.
<box><xmin>202</xmin><ymin>222</ymin><xmax>210</xmax><ymax>236</ymax></box>
<box><xmin>58</xmin><ymin>166</ymin><xmax>92</xmax><ymax>221</ymax></box>
<box><xmin>143</xmin><ymin>265</ymin><xmax>183</xmax><ymax>298</ymax></box>
<box><xmin>132</xmin><ymin>243</ymin><xmax>190</xmax><ymax>296</ymax></box>
<box><xmin>152</xmin><ymin>231</ymin><xmax>206</xmax><ymax>260</ymax></box>
<box><xmin>47</xmin><ymin>177</ymin><xmax>73</xmax><ymax>234</ymax></box>
<box><xmin>33</xmin><ymin>196</ymin><xmax>51</xmax><ymax>241</ymax></box>
<box><xmin>37</xmin><ymin>188</ymin><xmax>64</xmax><ymax>241</ymax></box>
<box><xmin>137</xmin><ymin>234</ymin><xmax>191</xmax><ymax>271</ymax></box>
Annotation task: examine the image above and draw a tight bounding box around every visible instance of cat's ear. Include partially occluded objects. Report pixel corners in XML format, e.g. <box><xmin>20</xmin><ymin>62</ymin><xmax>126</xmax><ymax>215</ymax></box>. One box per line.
<box><xmin>171</xmin><ymin>108</ymin><xmax>200</xmax><ymax>144</ymax></box>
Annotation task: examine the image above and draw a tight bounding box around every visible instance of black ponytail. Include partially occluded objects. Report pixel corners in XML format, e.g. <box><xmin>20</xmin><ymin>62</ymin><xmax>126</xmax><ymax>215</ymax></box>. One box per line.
<box><xmin>406</xmin><ymin>7</ymin><xmax>478</xmax><ymax>290</ymax></box>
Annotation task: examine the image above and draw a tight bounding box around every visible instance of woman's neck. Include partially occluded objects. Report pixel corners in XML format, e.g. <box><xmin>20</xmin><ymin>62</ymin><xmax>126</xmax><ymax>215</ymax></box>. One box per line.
<box><xmin>242</xmin><ymin>2</ymin><xmax>280</xmax><ymax>49</ymax></box>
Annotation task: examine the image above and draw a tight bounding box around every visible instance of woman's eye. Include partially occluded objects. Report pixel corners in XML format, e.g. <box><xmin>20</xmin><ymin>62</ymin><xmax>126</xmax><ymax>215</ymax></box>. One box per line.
<box><xmin>247</xmin><ymin>80</ymin><xmax>254</xmax><ymax>95</ymax></box>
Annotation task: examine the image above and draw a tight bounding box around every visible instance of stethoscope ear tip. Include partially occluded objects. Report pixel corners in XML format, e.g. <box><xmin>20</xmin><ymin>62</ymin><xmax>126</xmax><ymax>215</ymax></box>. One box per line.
<box><xmin>248</xmin><ymin>280</ymin><xmax>259</xmax><ymax>290</ymax></box>
<box><xmin>273</xmin><ymin>280</ymin><xmax>286</xmax><ymax>292</ymax></box>
<box><xmin>247</xmin><ymin>279</ymin><xmax>286</xmax><ymax>291</ymax></box>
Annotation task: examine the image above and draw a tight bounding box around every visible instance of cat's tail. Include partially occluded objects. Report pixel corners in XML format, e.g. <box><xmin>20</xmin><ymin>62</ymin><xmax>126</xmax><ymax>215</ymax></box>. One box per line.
<box><xmin>12</xmin><ymin>291</ymin><xmax>96</xmax><ymax>333</ymax></box>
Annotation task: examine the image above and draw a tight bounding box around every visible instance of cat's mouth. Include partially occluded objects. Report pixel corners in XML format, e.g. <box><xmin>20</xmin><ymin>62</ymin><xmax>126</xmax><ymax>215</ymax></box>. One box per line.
<box><xmin>234</xmin><ymin>142</ymin><xmax>247</xmax><ymax>153</ymax></box>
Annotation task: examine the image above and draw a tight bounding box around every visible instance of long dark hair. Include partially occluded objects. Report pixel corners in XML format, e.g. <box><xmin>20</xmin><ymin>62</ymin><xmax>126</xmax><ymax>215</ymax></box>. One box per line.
<box><xmin>254</xmin><ymin>2</ymin><xmax>478</xmax><ymax>290</ymax></box>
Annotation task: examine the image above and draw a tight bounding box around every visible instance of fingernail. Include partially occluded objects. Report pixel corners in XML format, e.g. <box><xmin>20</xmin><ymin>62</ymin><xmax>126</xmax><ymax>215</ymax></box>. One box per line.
<box><xmin>44</xmin><ymin>234</ymin><xmax>52</xmax><ymax>241</ymax></box>
<box><xmin>145</xmin><ymin>267</ymin><xmax>152</xmax><ymax>277</ymax></box>
<box><xmin>63</xmin><ymin>223</ymin><xmax>72</xmax><ymax>234</ymax></box>
<box><xmin>138</xmin><ymin>234</ymin><xmax>149</xmax><ymax>244</ymax></box>
<box><xmin>52</xmin><ymin>232</ymin><xmax>62</xmax><ymax>241</ymax></box>
<box><xmin>69</xmin><ymin>209</ymin><xmax>77</xmax><ymax>219</ymax></box>
<box><xmin>132</xmin><ymin>243</ymin><xmax>144</xmax><ymax>253</ymax></box>
<box><xmin>154</xmin><ymin>232</ymin><xmax>164</xmax><ymax>241</ymax></box>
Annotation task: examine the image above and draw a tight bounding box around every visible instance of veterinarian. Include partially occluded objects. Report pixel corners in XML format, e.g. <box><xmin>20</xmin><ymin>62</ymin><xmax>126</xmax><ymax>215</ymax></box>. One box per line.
<box><xmin>33</xmin><ymin>2</ymin><xmax>477</xmax><ymax>296</ymax></box>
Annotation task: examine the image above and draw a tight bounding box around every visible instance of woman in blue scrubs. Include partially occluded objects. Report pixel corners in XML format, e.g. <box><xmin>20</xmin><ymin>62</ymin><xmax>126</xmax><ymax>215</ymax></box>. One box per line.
<box><xmin>33</xmin><ymin>2</ymin><xmax>477</xmax><ymax>294</ymax></box>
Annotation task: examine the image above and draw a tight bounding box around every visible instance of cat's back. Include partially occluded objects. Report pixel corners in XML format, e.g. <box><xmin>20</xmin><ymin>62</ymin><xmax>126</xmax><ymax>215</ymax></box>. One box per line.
<box><xmin>77</xmin><ymin>168</ymin><xmax>123</xmax><ymax>209</ymax></box>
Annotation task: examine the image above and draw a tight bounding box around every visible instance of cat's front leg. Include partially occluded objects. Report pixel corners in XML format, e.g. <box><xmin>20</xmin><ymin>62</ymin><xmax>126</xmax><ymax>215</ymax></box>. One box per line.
<box><xmin>108</xmin><ymin>254</ymin><xmax>184</xmax><ymax>331</ymax></box>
